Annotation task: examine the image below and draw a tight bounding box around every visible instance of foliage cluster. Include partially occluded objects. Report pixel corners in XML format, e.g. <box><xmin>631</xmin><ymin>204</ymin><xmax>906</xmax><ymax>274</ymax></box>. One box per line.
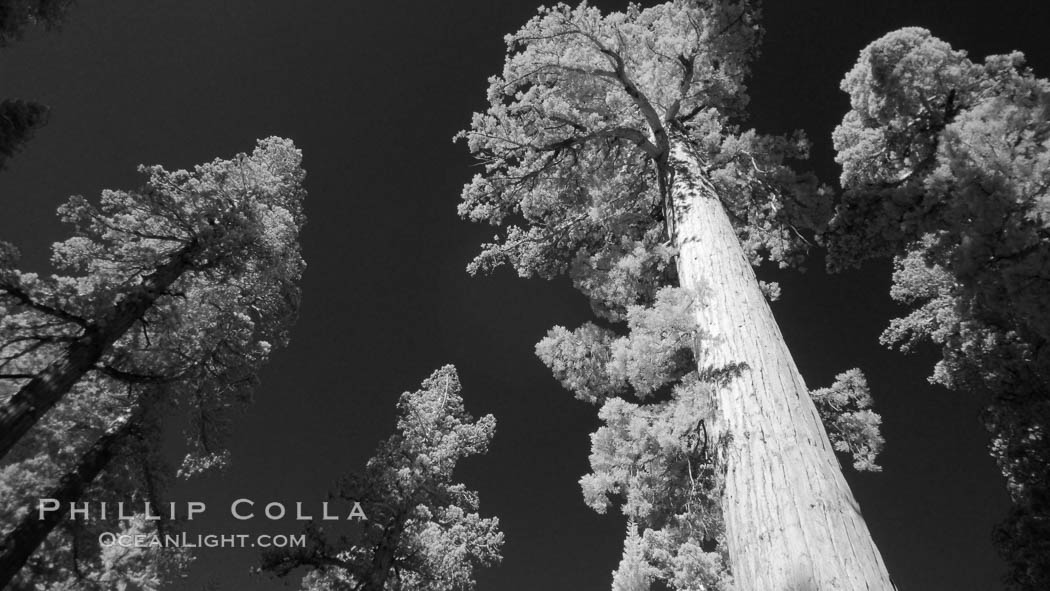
<box><xmin>830</xmin><ymin>28</ymin><xmax>1050</xmax><ymax>588</ymax></box>
<box><xmin>0</xmin><ymin>138</ymin><xmax>307</xmax><ymax>588</ymax></box>
<box><xmin>261</xmin><ymin>366</ymin><xmax>503</xmax><ymax>591</ymax></box>
<box><xmin>540</xmin><ymin>288</ymin><xmax>733</xmax><ymax>590</ymax></box>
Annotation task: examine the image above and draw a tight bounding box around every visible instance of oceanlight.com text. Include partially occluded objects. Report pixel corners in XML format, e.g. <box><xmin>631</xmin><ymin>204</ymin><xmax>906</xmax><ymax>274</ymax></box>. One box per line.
<box><xmin>98</xmin><ymin>532</ymin><xmax>307</xmax><ymax>549</ymax></box>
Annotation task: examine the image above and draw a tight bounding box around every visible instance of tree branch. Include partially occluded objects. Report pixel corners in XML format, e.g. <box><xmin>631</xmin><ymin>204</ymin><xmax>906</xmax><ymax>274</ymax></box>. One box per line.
<box><xmin>0</xmin><ymin>284</ymin><xmax>90</xmax><ymax>329</ymax></box>
<box><xmin>97</xmin><ymin>365</ymin><xmax>178</xmax><ymax>384</ymax></box>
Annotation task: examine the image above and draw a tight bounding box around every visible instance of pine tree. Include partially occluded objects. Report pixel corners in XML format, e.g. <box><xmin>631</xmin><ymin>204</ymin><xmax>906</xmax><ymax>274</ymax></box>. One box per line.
<box><xmin>0</xmin><ymin>136</ymin><xmax>306</xmax><ymax>460</ymax></box>
<box><xmin>829</xmin><ymin>27</ymin><xmax>1050</xmax><ymax>589</ymax></box>
<box><xmin>458</xmin><ymin>1</ymin><xmax>892</xmax><ymax>588</ymax></box>
<box><xmin>0</xmin><ymin>137</ymin><xmax>307</xmax><ymax>586</ymax></box>
<box><xmin>261</xmin><ymin>366</ymin><xmax>503</xmax><ymax>591</ymax></box>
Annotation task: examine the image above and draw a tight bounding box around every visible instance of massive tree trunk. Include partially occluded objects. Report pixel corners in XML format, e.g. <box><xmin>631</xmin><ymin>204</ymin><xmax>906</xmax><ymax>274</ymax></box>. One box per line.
<box><xmin>668</xmin><ymin>142</ymin><xmax>894</xmax><ymax>591</ymax></box>
<box><xmin>0</xmin><ymin>241</ymin><xmax>199</xmax><ymax>461</ymax></box>
<box><xmin>0</xmin><ymin>409</ymin><xmax>138</xmax><ymax>587</ymax></box>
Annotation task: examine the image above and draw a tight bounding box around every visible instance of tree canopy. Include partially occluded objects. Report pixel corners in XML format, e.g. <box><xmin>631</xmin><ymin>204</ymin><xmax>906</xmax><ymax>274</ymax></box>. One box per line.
<box><xmin>0</xmin><ymin>136</ymin><xmax>306</xmax><ymax>464</ymax></box>
<box><xmin>0</xmin><ymin>137</ymin><xmax>307</xmax><ymax>587</ymax></box>
<box><xmin>457</xmin><ymin>0</ymin><xmax>823</xmax><ymax>319</ymax></box>
<box><xmin>830</xmin><ymin>27</ymin><xmax>1050</xmax><ymax>589</ymax></box>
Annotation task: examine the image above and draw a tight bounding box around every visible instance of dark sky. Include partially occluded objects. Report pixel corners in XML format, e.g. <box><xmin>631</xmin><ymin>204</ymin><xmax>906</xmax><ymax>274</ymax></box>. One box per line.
<box><xmin>1</xmin><ymin>1</ymin><xmax>1048</xmax><ymax>590</ymax></box>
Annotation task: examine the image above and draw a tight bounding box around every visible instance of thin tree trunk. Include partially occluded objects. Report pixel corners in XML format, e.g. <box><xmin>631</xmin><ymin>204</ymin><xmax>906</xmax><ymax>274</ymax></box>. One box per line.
<box><xmin>669</xmin><ymin>142</ymin><xmax>893</xmax><ymax>591</ymax></box>
<box><xmin>0</xmin><ymin>241</ymin><xmax>199</xmax><ymax>461</ymax></box>
<box><xmin>0</xmin><ymin>409</ymin><xmax>138</xmax><ymax>587</ymax></box>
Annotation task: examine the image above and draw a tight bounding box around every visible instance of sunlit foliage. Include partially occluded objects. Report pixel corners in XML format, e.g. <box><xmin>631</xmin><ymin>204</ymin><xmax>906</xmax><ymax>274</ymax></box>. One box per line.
<box><xmin>0</xmin><ymin>138</ymin><xmax>307</xmax><ymax>587</ymax></box>
<box><xmin>261</xmin><ymin>366</ymin><xmax>503</xmax><ymax>591</ymax></box>
<box><xmin>831</xmin><ymin>27</ymin><xmax>1050</xmax><ymax>589</ymax></box>
<box><xmin>460</xmin><ymin>2</ymin><xmax>881</xmax><ymax>588</ymax></box>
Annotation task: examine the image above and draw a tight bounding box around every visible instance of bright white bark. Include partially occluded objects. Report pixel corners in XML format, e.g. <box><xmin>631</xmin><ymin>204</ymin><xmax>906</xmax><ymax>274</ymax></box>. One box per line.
<box><xmin>669</xmin><ymin>142</ymin><xmax>893</xmax><ymax>591</ymax></box>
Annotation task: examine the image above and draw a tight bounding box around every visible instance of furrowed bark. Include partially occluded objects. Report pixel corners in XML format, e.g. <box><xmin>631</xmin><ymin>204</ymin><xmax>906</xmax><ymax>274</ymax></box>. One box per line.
<box><xmin>0</xmin><ymin>241</ymin><xmax>199</xmax><ymax>460</ymax></box>
<box><xmin>669</xmin><ymin>142</ymin><xmax>893</xmax><ymax>590</ymax></box>
<box><xmin>0</xmin><ymin>410</ymin><xmax>138</xmax><ymax>587</ymax></box>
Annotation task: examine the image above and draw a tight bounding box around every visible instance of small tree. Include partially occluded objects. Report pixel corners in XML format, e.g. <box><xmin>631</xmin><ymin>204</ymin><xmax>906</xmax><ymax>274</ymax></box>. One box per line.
<box><xmin>262</xmin><ymin>365</ymin><xmax>503</xmax><ymax>591</ymax></box>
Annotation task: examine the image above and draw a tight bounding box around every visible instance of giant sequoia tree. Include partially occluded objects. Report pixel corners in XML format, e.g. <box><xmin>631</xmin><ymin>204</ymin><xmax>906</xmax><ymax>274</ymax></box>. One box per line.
<box><xmin>458</xmin><ymin>1</ymin><xmax>891</xmax><ymax>589</ymax></box>
<box><xmin>829</xmin><ymin>28</ymin><xmax>1050</xmax><ymax>590</ymax></box>
<box><xmin>0</xmin><ymin>137</ymin><xmax>307</xmax><ymax>586</ymax></box>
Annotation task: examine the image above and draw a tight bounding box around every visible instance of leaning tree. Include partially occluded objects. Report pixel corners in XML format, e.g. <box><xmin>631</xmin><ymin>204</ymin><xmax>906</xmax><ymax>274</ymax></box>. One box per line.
<box><xmin>0</xmin><ymin>136</ymin><xmax>306</xmax><ymax>460</ymax></box>
<box><xmin>458</xmin><ymin>1</ymin><xmax>892</xmax><ymax>589</ymax></box>
<box><xmin>0</xmin><ymin>137</ymin><xmax>307</xmax><ymax>586</ymax></box>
